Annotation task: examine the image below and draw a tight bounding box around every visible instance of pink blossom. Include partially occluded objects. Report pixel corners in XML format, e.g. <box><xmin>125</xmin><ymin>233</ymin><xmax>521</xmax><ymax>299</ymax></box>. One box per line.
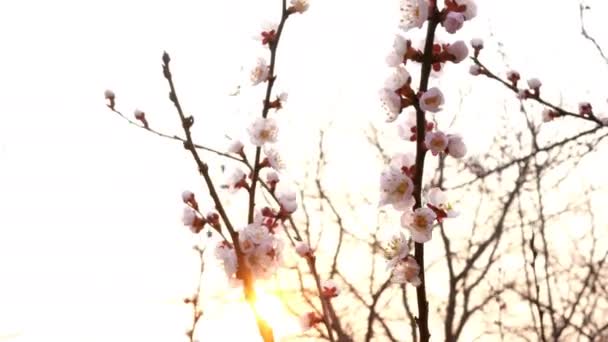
<box><xmin>401</xmin><ymin>207</ymin><xmax>436</xmax><ymax>243</ymax></box>
<box><xmin>391</xmin><ymin>256</ymin><xmax>421</xmax><ymax>286</ymax></box>
<box><xmin>321</xmin><ymin>279</ymin><xmax>340</xmax><ymax>298</ymax></box>
<box><xmin>295</xmin><ymin>241</ymin><xmax>312</xmax><ymax>257</ymax></box>
<box><xmin>300</xmin><ymin>312</ymin><xmax>323</xmax><ymax>331</ymax></box>
<box><xmin>289</xmin><ymin>0</ymin><xmax>309</xmax><ymax>13</ymax></box>
<box><xmin>380</xmin><ymin>88</ymin><xmax>402</xmax><ymax>122</ymax></box>
<box><xmin>399</xmin><ymin>0</ymin><xmax>429</xmax><ymax>31</ymax></box>
<box><xmin>527</xmin><ymin>78</ymin><xmax>542</xmax><ymax>90</ymax></box>
<box><xmin>250</xmin><ymin>58</ymin><xmax>270</xmax><ymax>85</ymax></box>
<box><xmin>447</xmin><ymin>134</ymin><xmax>467</xmax><ymax>159</ymax></box>
<box><xmin>446</xmin><ymin>40</ymin><xmax>469</xmax><ymax>63</ymax></box>
<box><xmin>443</xmin><ymin>12</ymin><xmax>465</xmax><ymax>34</ymax></box>
<box><xmin>419</xmin><ymin>87</ymin><xmax>444</xmax><ymax>113</ymax></box>
<box><xmin>469</xmin><ymin>65</ymin><xmax>481</xmax><ymax>76</ymax></box>
<box><xmin>424</xmin><ymin>131</ymin><xmax>448</xmax><ymax>156</ymax></box>
<box><xmin>454</xmin><ymin>0</ymin><xmax>477</xmax><ymax>20</ymax></box>
<box><xmin>380</xmin><ymin>165</ymin><xmax>415</xmax><ymax>210</ymax></box>
<box><xmin>248</xmin><ymin>117</ymin><xmax>278</xmax><ymax>146</ymax></box>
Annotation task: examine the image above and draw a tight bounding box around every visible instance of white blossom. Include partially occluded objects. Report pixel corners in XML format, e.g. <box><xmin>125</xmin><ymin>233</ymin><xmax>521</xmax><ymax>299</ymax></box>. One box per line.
<box><xmin>386</xmin><ymin>35</ymin><xmax>408</xmax><ymax>66</ymax></box>
<box><xmin>397</xmin><ymin>111</ymin><xmax>417</xmax><ymax>141</ymax></box>
<box><xmin>380</xmin><ymin>165</ymin><xmax>415</xmax><ymax>210</ymax></box>
<box><xmin>447</xmin><ymin>134</ymin><xmax>467</xmax><ymax>159</ymax></box>
<box><xmin>471</xmin><ymin>38</ymin><xmax>484</xmax><ymax>49</ymax></box>
<box><xmin>380</xmin><ymin>88</ymin><xmax>402</xmax><ymax>122</ymax></box>
<box><xmin>391</xmin><ymin>256</ymin><xmax>421</xmax><ymax>286</ymax></box>
<box><xmin>263</xmin><ymin>145</ymin><xmax>285</xmax><ymax>170</ymax></box>
<box><xmin>446</xmin><ymin>40</ymin><xmax>469</xmax><ymax>63</ymax></box>
<box><xmin>527</xmin><ymin>78</ymin><xmax>542</xmax><ymax>89</ymax></box>
<box><xmin>182</xmin><ymin>190</ymin><xmax>195</xmax><ymax>203</ymax></box>
<box><xmin>227</xmin><ymin>139</ymin><xmax>244</xmax><ymax>154</ymax></box>
<box><xmin>454</xmin><ymin>0</ymin><xmax>477</xmax><ymax>20</ymax></box>
<box><xmin>399</xmin><ymin>0</ymin><xmax>429</xmax><ymax>31</ymax></box>
<box><xmin>401</xmin><ymin>207</ymin><xmax>436</xmax><ymax>243</ymax></box>
<box><xmin>424</xmin><ymin>131</ymin><xmax>448</xmax><ymax>156</ymax></box>
<box><xmin>427</xmin><ymin>187</ymin><xmax>458</xmax><ymax>219</ymax></box>
<box><xmin>419</xmin><ymin>87</ymin><xmax>444</xmax><ymax>113</ymax></box>
<box><xmin>266</xmin><ymin>170</ymin><xmax>280</xmax><ymax>184</ymax></box>
<box><xmin>224</xmin><ymin>168</ymin><xmax>247</xmax><ymax>192</ymax></box>
<box><xmin>215</xmin><ymin>241</ymin><xmax>238</xmax><ymax>278</ymax></box>
<box><xmin>469</xmin><ymin>65</ymin><xmax>481</xmax><ymax>76</ymax></box>
<box><xmin>277</xmin><ymin>188</ymin><xmax>298</xmax><ymax>213</ymax></box>
<box><xmin>443</xmin><ymin>12</ymin><xmax>465</xmax><ymax>34</ymax></box>
<box><xmin>383</xmin><ymin>231</ymin><xmax>410</xmax><ymax>269</ymax></box>
<box><xmin>248</xmin><ymin>117</ymin><xmax>279</xmax><ymax>146</ymax></box>
<box><xmin>390</xmin><ymin>152</ymin><xmax>415</xmax><ymax>170</ymax></box>
<box><xmin>384</xmin><ymin>66</ymin><xmax>411</xmax><ymax>91</ymax></box>
<box><xmin>295</xmin><ymin>241</ymin><xmax>312</xmax><ymax>257</ymax></box>
<box><xmin>290</xmin><ymin>0</ymin><xmax>309</xmax><ymax>13</ymax></box>
<box><xmin>182</xmin><ymin>207</ymin><xmax>198</xmax><ymax>227</ymax></box>
<box><xmin>250</xmin><ymin>58</ymin><xmax>270</xmax><ymax>85</ymax></box>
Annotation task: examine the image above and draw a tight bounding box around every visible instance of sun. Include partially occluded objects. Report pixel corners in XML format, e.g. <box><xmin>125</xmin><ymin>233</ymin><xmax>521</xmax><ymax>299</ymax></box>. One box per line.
<box><xmin>198</xmin><ymin>284</ymin><xmax>302</xmax><ymax>341</ymax></box>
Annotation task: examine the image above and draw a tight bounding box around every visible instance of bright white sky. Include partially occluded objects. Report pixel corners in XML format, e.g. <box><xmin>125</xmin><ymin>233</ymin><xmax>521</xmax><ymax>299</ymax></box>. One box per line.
<box><xmin>1</xmin><ymin>0</ymin><xmax>607</xmax><ymax>341</ymax></box>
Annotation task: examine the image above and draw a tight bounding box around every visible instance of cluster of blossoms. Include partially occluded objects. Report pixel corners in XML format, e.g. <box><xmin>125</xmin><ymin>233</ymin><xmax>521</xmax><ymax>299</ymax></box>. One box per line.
<box><xmin>217</xmin><ymin>209</ymin><xmax>286</xmax><ymax>281</ymax></box>
<box><xmin>380</xmin><ymin>0</ymin><xmax>475</xmax><ymax>286</ymax></box>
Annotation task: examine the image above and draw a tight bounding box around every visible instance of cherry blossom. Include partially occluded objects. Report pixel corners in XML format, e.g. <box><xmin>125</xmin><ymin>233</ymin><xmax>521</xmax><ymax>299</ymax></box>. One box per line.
<box><xmin>248</xmin><ymin>117</ymin><xmax>279</xmax><ymax>146</ymax></box>
<box><xmin>380</xmin><ymin>88</ymin><xmax>403</xmax><ymax>122</ymax></box>
<box><xmin>255</xmin><ymin>22</ymin><xmax>278</xmax><ymax>46</ymax></box>
<box><xmin>424</xmin><ymin>131</ymin><xmax>448</xmax><ymax>156</ymax></box>
<box><xmin>470</xmin><ymin>38</ymin><xmax>483</xmax><ymax>49</ymax></box>
<box><xmin>289</xmin><ymin>0</ymin><xmax>309</xmax><ymax>14</ymax></box>
<box><xmin>380</xmin><ymin>165</ymin><xmax>415</xmax><ymax>210</ymax></box>
<box><xmin>295</xmin><ymin>241</ymin><xmax>313</xmax><ymax>257</ymax></box>
<box><xmin>454</xmin><ymin>0</ymin><xmax>477</xmax><ymax>20</ymax></box>
<box><xmin>383</xmin><ymin>231</ymin><xmax>410</xmax><ymax>269</ymax></box>
<box><xmin>446</xmin><ymin>40</ymin><xmax>469</xmax><ymax>63</ymax></box>
<box><xmin>446</xmin><ymin>134</ymin><xmax>467</xmax><ymax>158</ymax></box>
<box><xmin>300</xmin><ymin>312</ymin><xmax>323</xmax><ymax>331</ymax></box>
<box><xmin>386</xmin><ymin>35</ymin><xmax>408</xmax><ymax>67</ymax></box>
<box><xmin>426</xmin><ymin>187</ymin><xmax>458</xmax><ymax>222</ymax></box>
<box><xmin>419</xmin><ymin>87</ymin><xmax>444</xmax><ymax>113</ymax></box>
<box><xmin>227</xmin><ymin>139</ymin><xmax>244</xmax><ymax>155</ymax></box>
<box><xmin>384</xmin><ymin>66</ymin><xmax>411</xmax><ymax>91</ymax></box>
<box><xmin>263</xmin><ymin>145</ymin><xmax>285</xmax><ymax>170</ymax></box>
<box><xmin>277</xmin><ymin>188</ymin><xmax>298</xmax><ymax>214</ymax></box>
<box><xmin>443</xmin><ymin>12</ymin><xmax>465</xmax><ymax>34</ymax></box>
<box><xmin>215</xmin><ymin>241</ymin><xmax>237</xmax><ymax>278</ymax></box>
<box><xmin>182</xmin><ymin>190</ymin><xmax>196</xmax><ymax>206</ymax></box>
<box><xmin>469</xmin><ymin>65</ymin><xmax>482</xmax><ymax>76</ymax></box>
<box><xmin>391</xmin><ymin>256</ymin><xmax>421</xmax><ymax>286</ymax></box>
<box><xmin>399</xmin><ymin>0</ymin><xmax>429</xmax><ymax>31</ymax></box>
<box><xmin>401</xmin><ymin>207</ymin><xmax>436</xmax><ymax>243</ymax></box>
<box><xmin>182</xmin><ymin>207</ymin><xmax>205</xmax><ymax>234</ymax></box>
<box><xmin>321</xmin><ymin>279</ymin><xmax>340</xmax><ymax>298</ymax></box>
<box><xmin>224</xmin><ymin>168</ymin><xmax>248</xmax><ymax>192</ymax></box>
<box><xmin>250</xmin><ymin>57</ymin><xmax>270</xmax><ymax>86</ymax></box>
<box><xmin>527</xmin><ymin>78</ymin><xmax>542</xmax><ymax>90</ymax></box>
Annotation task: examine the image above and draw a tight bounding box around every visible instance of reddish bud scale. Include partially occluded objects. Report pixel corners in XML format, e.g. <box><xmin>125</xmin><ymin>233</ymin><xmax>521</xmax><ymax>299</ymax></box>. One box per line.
<box><xmin>427</xmin><ymin>203</ymin><xmax>448</xmax><ymax>223</ymax></box>
<box><xmin>191</xmin><ymin>216</ymin><xmax>207</xmax><ymax>234</ymax></box>
<box><xmin>261</xmin><ymin>30</ymin><xmax>276</xmax><ymax>45</ymax></box>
